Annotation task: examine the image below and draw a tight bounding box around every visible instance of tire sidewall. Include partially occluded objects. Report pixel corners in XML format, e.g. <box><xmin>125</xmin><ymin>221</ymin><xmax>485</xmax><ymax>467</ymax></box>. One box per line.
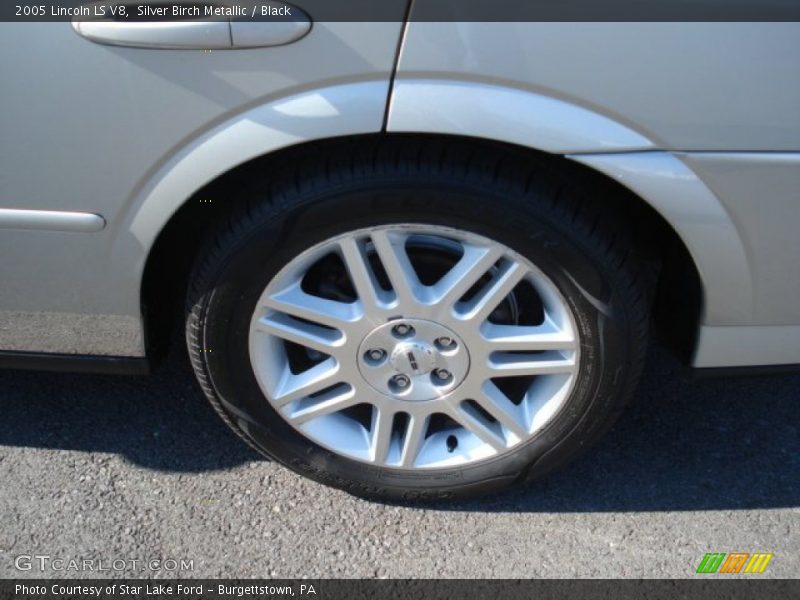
<box><xmin>196</xmin><ymin>182</ymin><xmax>635</xmax><ymax>500</ymax></box>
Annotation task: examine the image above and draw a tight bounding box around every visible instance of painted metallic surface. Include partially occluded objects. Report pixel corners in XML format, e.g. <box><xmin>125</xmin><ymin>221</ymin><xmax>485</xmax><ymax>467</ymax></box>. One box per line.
<box><xmin>394</xmin><ymin>22</ymin><xmax>800</xmax><ymax>151</ymax></box>
<box><xmin>1</xmin><ymin>20</ymin><xmax>799</xmax><ymax>367</ymax></box>
<box><xmin>0</xmin><ymin>21</ymin><xmax>403</xmax><ymax>355</ymax></box>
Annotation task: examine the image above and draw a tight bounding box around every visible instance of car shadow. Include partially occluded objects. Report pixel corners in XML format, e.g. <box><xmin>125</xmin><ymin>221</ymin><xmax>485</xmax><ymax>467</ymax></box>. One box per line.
<box><xmin>0</xmin><ymin>346</ymin><xmax>797</xmax><ymax>512</ymax></box>
<box><xmin>444</xmin><ymin>349</ymin><xmax>800</xmax><ymax>513</ymax></box>
<box><xmin>0</xmin><ymin>348</ymin><xmax>260</xmax><ymax>473</ymax></box>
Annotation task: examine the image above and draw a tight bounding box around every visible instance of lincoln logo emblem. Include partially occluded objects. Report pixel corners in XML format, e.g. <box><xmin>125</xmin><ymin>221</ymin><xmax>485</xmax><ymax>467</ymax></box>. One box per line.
<box><xmin>406</xmin><ymin>351</ymin><xmax>419</xmax><ymax>371</ymax></box>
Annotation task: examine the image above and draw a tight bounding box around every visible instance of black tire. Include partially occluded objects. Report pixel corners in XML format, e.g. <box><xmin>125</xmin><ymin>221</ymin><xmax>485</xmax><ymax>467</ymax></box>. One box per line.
<box><xmin>186</xmin><ymin>137</ymin><xmax>650</xmax><ymax>501</ymax></box>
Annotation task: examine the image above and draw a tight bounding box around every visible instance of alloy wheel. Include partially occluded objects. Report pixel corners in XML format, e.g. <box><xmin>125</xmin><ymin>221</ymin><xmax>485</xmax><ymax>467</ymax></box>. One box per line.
<box><xmin>249</xmin><ymin>224</ymin><xmax>580</xmax><ymax>470</ymax></box>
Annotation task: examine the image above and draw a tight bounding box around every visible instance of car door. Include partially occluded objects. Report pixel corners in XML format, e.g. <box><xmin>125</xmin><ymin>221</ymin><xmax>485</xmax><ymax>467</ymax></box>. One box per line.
<box><xmin>0</xmin><ymin>9</ymin><xmax>406</xmax><ymax>356</ymax></box>
<box><xmin>388</xmin><ymin>19</ymin><xmax>800</xmax><ymax>367</ymax></box>
<box><xmin>392</xmin><ymin>21</ymin><xmax>800</xmax><ymax>152</ymax></box>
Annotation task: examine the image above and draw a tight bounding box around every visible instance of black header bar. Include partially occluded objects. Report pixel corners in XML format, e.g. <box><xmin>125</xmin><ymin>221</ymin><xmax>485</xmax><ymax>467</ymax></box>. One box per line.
<box><xmin>4</xmin><ymin>0</ymin><xmax>800</xmax><ymax>22</ymax></box>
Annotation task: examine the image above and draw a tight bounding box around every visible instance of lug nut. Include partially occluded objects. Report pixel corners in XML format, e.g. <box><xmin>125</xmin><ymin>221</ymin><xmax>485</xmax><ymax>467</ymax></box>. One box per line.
<box><xmin>367</xmin><ymin>348</ymin><xmax>386</xmax><ymax>362</ymax></box>
<box><xmin>393</xmin><ymin>323</ymin><xmax>411</xmax><ymax>337</ymax></box>
<box><xmin>436</xmin><ymin>336</ymin><xmax>455</xmax><ymax>349</ymax></box>
<box><xmin>435</xmin><ymin>369</ymin><xmax>452</xmax><ymax>381</ymax></box>
<box><xmin>392</xmin><ymin>374</ymin><xmax>410</xmax><ymax>389</ymax></box>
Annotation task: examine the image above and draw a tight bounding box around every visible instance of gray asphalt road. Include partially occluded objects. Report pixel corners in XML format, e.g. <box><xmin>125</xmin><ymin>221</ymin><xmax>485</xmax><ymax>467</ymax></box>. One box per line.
<box><xmin>1</xmin><ymin>347</ymin><xmax>797</xmax><ymax>579</ymax></box>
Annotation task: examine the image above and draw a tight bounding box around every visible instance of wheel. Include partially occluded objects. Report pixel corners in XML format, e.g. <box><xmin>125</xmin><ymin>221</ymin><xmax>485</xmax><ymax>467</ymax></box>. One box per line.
<box><xmin>186</xmin><ymin>138</ymin><xmax>650</xmax><ymax>501</ymax></box>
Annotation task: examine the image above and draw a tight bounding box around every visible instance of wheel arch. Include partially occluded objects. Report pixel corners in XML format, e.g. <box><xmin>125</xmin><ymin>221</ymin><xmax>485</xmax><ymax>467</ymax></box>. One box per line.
<box><xmin>141</xmin><ymin>132</ymin><xmax>707</xmax><ymax>365</ymax></box>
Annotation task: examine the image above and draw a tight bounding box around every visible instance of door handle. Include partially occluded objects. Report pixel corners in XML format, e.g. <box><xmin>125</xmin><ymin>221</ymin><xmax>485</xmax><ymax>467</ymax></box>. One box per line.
<box><xmin>229</xmin><ymin>20</ymin><xmax>311</xmax><ymax>48</ymax></box>
<box><xmin>72</xmin><ymin>2</ymin><xmax>311</xmax><ymax>49</ymax></box>
<box><xmin>73</xmin><ymin>21</ymin><xmax>232</xmax><ymax>49</ymax></box>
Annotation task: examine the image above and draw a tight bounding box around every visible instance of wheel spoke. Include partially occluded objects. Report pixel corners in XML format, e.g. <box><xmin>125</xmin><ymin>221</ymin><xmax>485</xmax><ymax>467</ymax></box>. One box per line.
<box><xmin>457</xmin><ymin>259</ymin><xmax>527</xmax><ymax>323</ymax></box>
<box><xmin>474</xmin><ymin>381</ymin><xmax>529</xmax><ymax>439</ymax></box>
<box><xmin>265</xmin><ymin>281</ymin><xmax>361</xmax><ymax>329</ymax></box>
<box><xmin>482</xmin><ymin>320</ymin><xmax>576</xmax><ymax>353</ymax></box>
<box><xmin>487</xmin><ymin>351</ymin><xmax>576</xmax><ymax>377</ymax></box>
<box><xmin>399</xmin><ymin>413</ymin><xmax>429</xmax><ymax>468</ymax></box>
<box><xmin>338</xmin><ymin>236</ymin><xmax>386</xmax><ymax>310</ymax></box>
<box><xmin>273</xmin><ymin>358</ymin><xmax>340</xmax><ymax>406</ymax></box>
<box><xmin>284</xmin><ymin>384</ymin><xmax>357</xmax><ymax>425</ymax></box>
<box><xmin>370</xmin><ymin>230</ymin><xmax>420</xmax><ymax>306</ymax></box>
<box><xmin>369</xmin><ymin>406</ymin><xmax>395</xmax><ymax>464</ymax></box>
<box><xmin>255</xmin><ymin>313</ymin><xmax>344</xmax><ymax>355</ymax></box>
<box><xmin>431</xmin><ymin>244</ymin><xmax>504</xmax><ymax>306</ymax></box>
<box><xmin>449</xmin><ymin>403</ymin><xmax>507</xmax><ymax>452</ymax></box>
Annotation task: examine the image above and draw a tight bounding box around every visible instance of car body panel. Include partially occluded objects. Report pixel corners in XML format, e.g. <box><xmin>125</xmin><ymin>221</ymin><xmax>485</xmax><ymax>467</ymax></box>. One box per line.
<box><xmin>388</xmin><ymin>80</ymin><xmax>655</xmax><ymax>153</ymax></box>
<box><xmin>568</xmin><ymin>152</ymin><xmax>754</xmax><ymax>325</ymax></box>
<box><xmin>680</xmin><ymin>153</ymin><xmax>800</xmax><ymax>326</ymax></box>
<box><xmin>691</xmin><ymin>152</ymin><xmax>800</xmax><ymax>366</ymax></box>
<box><xmin>0</xmin><ymin>21</ymin><xmax>403</xmax><ymax>356</ymax></box>
<box><xmin>1</xmin><ymin>20</ymin><xmax>799</xmax><ymax>368</ymax></box>
<box><xmin>392</xmin><ymin>21</ymin><xmax>800</xmax><ymax>151</ymax></box>
<box><xmin>695</xmin><ymin>325</ymin><xmax>800</xmax><ymax>368</ymax></box>
<box><xmin>573</xmin><ymin>152</ymin><xmax>800</xmax><ymax>367</ymax></box>
<box><xmin>387</xmin><ymin>21</ymin><xmax>800</xmax><ymax>367</ymax></box>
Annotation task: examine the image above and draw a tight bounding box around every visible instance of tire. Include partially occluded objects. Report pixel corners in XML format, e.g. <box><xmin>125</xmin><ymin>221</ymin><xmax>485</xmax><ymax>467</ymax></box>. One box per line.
<box><xmin>186</xmin><ymin>137</ymin><xmax>650</xmax><ymax>501</ymax></box>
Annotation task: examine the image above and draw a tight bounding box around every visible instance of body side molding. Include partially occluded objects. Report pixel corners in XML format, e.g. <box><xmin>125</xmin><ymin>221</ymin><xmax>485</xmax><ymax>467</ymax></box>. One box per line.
<box><xmin>0</xmin><ymin>208</ymin><xmax>105</xmax><ymax>232</ymax></box>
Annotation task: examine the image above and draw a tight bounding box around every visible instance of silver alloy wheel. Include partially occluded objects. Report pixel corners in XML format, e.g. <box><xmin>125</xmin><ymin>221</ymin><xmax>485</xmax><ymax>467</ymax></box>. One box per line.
<box><xmin>249</xmin><ymin>224</ymin><xmax>580</xmax><ymax>470</ymax></box>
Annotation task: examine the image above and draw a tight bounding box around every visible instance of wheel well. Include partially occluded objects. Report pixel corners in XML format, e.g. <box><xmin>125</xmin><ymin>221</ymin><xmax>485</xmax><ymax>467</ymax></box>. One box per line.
<box><xmin>141</xmin><ymin>133</ymin><xmax>702</xmax><ymax>365</ymax></box>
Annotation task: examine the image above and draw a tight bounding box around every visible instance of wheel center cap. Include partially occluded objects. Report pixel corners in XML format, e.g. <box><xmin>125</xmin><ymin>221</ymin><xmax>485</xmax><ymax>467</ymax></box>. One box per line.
<box><xmin>357</xmin><ymin>319</ymin><xmax>470</xmax><ymax>402</ymax></box>
<box><xmin>390</xmin><ymin>341</ymin><xmax>437</xmax><ymax>376</ymax></box>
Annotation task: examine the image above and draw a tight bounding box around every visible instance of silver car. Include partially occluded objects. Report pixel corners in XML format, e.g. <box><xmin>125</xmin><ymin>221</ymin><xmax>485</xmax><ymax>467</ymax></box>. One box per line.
<box><xmin>1</xmin><ymin>12</ymin><xmax>798</xmax><ymax>500</ymax></box>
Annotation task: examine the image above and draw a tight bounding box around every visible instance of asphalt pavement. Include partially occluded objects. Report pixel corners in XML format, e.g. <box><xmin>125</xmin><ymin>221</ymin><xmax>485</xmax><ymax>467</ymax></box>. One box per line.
<box><xmin>1</xmin><ymin>346</ymin><xmax>797</xmax><ymax>578</ymax></box>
